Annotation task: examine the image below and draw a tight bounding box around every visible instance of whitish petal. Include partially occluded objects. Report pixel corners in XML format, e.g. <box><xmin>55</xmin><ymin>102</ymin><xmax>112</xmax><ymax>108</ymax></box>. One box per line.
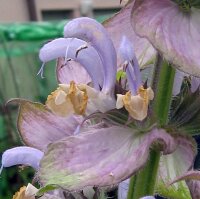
<box><xmin>64</xmin><ymin>17</ymin><xmax>117</xmax><ymax>94</ymax></box>
<box><xmin>104</xmin><ymin>1</ymin><xmax>156</xmax><ymax>68</ymax></box>
<box><xmin>78</xmin><ymin>84</ymin><xmax>116</xmax><ymax>114</ymax></box>
<box><xmin>25</xmin><ymin>183</ymin><xmax>38</xmax><ymax>197</ymax></box>
<box><xmin>132</xmin><ymin>0</ymin><xmax>200</xmax><ymax>76</ymax></box>
<box><xmin>39</xmin><ymin>128</ymin><xmax>176</xmax><ymax>191</ymax></box>
<box><xmin>11</xmin><ymin>99</ymin><xmax>81</xmax><ymax>151</ymax></box>
<box><xmin>56</xmin><ymin>57</ymin><xmax>91</xmax><ymax>85</ymax></box>
<box><xmin>13</xmin><ymin>184</ymin><xmax>63</xmax><ymax>199</ymax></box>
<box><xmin>118</xmin><ymin>179</ymin><xmax>130</xmax><ymax>199</ymax></box>
<box><xmin>191</xmin><ymin>77</ymin><xmax>200</xmax><ymax>93</ymax></box>
<box><xmin>1</xmin><ymin>146</ymin><xmax>43</xmax><ymax>171</ymax></box>
<box><xmin>173</xmin><ymin>70</ymin><xmax>185</xmax><ymax>96</ymax></box>
<box><xmin>39</xmin><ymin>38</ymin><xmax>103</xmax><ymax>90</ymax></box>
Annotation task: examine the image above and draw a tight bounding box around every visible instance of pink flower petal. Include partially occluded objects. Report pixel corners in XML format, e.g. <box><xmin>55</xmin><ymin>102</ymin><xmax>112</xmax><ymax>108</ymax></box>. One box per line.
<box><xmin>10</xmin><ymin>99</ymin><xmax>82</xmax><ymax>151</ymax></box>
<box><xmin>56</xmin><ymin>57</ymin><xmax>91</xmax><ymax>85</ymax></box>
<box><xmin>132</xmin><ymin>0</ymin><xmax>200</xmax><ymax>76</ymax></box>
<box><xmin>39</xmin><ymin>128</ymin><xmax>176</xmax><ymax>191</ymax></box>
<box><xmin>104</xmin><ymin>1</ymin><xmax>156</xmax><ymax>68</ymax></box>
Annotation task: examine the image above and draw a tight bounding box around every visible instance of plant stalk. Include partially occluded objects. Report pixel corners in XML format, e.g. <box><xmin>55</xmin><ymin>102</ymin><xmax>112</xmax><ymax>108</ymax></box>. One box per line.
<box><xmin>127</xmin><ymin>54</ymin><xmax>176</xmax><ymax>199</ymax></box>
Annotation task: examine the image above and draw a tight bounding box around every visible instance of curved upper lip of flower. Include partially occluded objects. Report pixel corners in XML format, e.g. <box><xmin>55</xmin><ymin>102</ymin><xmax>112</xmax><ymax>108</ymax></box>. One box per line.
<box><xmin>39</xmin><ymin>17</ymin><xmax>118</xmax><ymax>96</ymax></box>
<box><xmin>119</xmin><ymin>36</ymin><xmax>142</xmax><ymax>95</ymax></box>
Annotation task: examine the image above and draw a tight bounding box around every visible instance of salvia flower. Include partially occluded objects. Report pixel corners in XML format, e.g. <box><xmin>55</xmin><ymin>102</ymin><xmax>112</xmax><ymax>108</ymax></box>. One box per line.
<box><xmin>116</xmin><ymin>36</ymin><xmax>154</xmax><ymax>121</ymax></box>
<box><xmin>1</xmin><ymin>17</ymin><xmax>155</xmax><ymax>198</ymax></box>
<box><xmin>40</xmin><ymin>17</ymin><xmax>118</xmax><ymax>117</ymax></box>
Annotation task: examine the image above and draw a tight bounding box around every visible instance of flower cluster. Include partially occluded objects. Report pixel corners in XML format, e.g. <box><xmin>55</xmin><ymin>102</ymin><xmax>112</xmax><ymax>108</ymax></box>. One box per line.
<box><xmin>1</xmin><ymin>0</ymin><xmax>200</xmax><ymax>199</ymax></box>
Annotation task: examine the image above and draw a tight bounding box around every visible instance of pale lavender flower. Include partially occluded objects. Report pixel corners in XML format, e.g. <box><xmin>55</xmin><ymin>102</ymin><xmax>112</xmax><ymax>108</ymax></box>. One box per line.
<box><xmin>116</xmin><ymin>36</ymin><xmax>154</xmax><ymax>121</ymax></box>
<box><xmin>119</xmin><ymin>36</ymin><xmax>142</xmax><ymax>95</ymax></box>
<box><xmin>1</xmin><ymin>146</ymin><xmax>43</xmax><ymax>173</ymax></box>
<box><xmin>40</xmin><ymin>18</ymin><xmax>118</xmax><ymax>117</ymax></box>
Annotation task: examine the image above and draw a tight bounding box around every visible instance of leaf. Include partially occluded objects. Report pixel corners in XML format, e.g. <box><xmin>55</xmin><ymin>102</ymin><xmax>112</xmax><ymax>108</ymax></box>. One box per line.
<box><xmin>116</xmin><ymin>70</ymin><xmax>126</xmax><ymax>81</ymax></box>
<box><xmin>169</xmin><ymin>78</ymin><xmax>200</xmax><ymax>135</ymax></box>
<box><xmin>36</xmin><ymin>185</ymin><xmax>58</xmax><ymax>197</ymax></box>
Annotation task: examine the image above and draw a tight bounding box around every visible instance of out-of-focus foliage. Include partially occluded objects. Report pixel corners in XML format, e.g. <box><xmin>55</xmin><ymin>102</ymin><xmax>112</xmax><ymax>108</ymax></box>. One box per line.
<box><xmin>0</xmin><ymin>16</ymin><xmax>110</xmax><ymax>199</ymax></box>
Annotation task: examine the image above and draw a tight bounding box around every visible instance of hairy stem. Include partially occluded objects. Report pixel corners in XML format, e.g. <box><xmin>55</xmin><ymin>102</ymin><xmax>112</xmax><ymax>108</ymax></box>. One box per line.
<box><xmin>127</xmin><ymin>150</ymin><xmax>160</xmax><ymax>199</ymax></box>
<box><xmin>152</xmin><ymin>57</ymin><xmax>175</xmax><ymax>126</ymax></box>
<box><xmin>127</xmin><ymin>54</ymin><xmax>176</xmax><ymax>199</ymax></box>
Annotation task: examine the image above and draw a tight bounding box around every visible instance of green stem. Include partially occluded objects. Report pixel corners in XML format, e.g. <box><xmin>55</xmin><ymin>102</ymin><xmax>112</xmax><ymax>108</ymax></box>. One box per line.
<box><xmin>127</xmin><ymin>54</ymin><xmax>176</xmax><ymax>199</ymax></box>
<box><xmin>127</xmin><ymin>150</ymin><xmax>160</xmax><ymax>199</ymax></box>
<box><xmin>152</xmin><ymin>55</ymin><xmax>176</xmax><ymax>126</ymax></box>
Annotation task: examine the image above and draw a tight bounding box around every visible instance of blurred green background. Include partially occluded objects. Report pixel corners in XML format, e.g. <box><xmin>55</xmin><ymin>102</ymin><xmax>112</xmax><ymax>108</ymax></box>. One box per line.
<box><xmin>0</xmin><ymin>16</ymin><xmax>109</xmax><ymax>198</ymax></box>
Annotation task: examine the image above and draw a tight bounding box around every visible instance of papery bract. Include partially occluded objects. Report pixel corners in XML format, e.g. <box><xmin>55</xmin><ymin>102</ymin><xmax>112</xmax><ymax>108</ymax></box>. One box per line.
<box><xmin>38</xmin><ymin>128</ymin><xmax>177</xmax><ymax>191</ymax></box>
<box><xmin>131</xmin><ymin>0</ymin><xmax>200</xmax><ymax>76</ymax></box>
<box><xmin>12</xmin><ymin>99</ymin><xmax>82</xmax><ymax>151</ymax></box>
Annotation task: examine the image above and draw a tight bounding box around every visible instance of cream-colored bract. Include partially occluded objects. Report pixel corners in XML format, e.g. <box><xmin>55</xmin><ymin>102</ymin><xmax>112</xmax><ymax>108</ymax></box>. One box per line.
<box><xmin>46</xmin><ymin>81</ymin><xmax>116</xmax><ymax>117</ymax></box>
<box><xmin>116</xmin><ymin>86</ymin><xmax>154</xmax><ymax>121</ymax></box>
